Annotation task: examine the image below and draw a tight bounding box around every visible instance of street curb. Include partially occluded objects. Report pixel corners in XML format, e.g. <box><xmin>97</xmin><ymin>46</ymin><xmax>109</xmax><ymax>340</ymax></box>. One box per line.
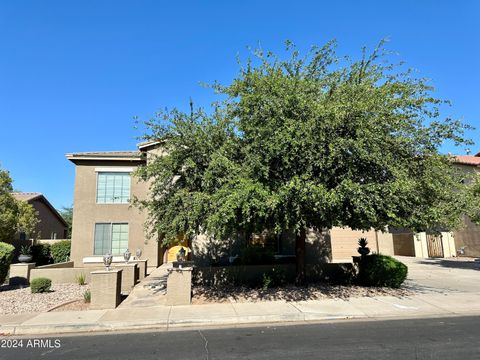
<box><xmin>3</xmin><ymin>311</ymin><xmax>480</xmax><ymax>336</ymax></box>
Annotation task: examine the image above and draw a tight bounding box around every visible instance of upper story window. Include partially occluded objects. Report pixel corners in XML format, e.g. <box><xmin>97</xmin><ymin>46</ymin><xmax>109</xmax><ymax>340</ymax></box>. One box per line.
<box><xmin>96</xmin><ymin>172</ymin><xmax>131</xmax><ymax>204</ymax></box>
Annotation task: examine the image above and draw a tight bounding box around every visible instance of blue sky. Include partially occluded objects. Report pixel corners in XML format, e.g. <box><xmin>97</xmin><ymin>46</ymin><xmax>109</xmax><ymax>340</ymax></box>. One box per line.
<box><xmin>0</xmin><ymin>0</ymin><xmax>479</xmax><ymax>209</ymax></box>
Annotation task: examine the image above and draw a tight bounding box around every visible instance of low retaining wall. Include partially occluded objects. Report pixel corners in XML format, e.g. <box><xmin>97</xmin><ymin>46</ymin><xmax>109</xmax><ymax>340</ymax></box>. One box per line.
<box><xmin>30</xmin><ymin>267</ymin><xmax>94</xmax><ymax>284</ymax></box>
<box><xmin>29</xmin><ymin>263</ymin><xmax>139</xmax><ymax>294</ymax></box>
<box><xmin>193</xmin><ymin>263</ymin><xmax>355</xmax><ymax>287</ymax></box>
<box><xmin>36</xmin><ymin>261</ymin><xmax>74</xmax><ymax>269</ymax></box>
<box><xmin>36</xmin><ymin>239</ymin><xmax>70</xmax><ymax>245</ymax></box>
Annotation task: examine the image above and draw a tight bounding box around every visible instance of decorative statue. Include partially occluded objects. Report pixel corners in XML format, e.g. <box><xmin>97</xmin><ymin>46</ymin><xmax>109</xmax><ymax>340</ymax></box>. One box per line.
<box><xmin>176</xmin><ymin>247</ymin><xmax>186</xmax><ymax>262</ymax></box>
<box><xmin>103</xmin><ymin>253</ymin><xmax>113</xmax><ymax>271</ymax></box>
<box><xmin>123</xmin><ymin>249</ymin><xmax>131</xmax><ymax>263</ymax></box>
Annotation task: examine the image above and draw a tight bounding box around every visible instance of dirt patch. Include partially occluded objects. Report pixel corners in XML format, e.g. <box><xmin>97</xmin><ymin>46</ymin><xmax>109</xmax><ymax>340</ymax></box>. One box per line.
<box><xmin>0</xmin><ymin>284</ymin><xmax>89</xmax><ymax>315</ymax></box>
<box><xmin>192</xmin><ymin>284</ymin><xmax>412</xmax><ymax>304</ymax></box>
<box><xmin>50</xmin><ymin>299</ymin><xmax>90</xmax><ymax>312</ymax></box>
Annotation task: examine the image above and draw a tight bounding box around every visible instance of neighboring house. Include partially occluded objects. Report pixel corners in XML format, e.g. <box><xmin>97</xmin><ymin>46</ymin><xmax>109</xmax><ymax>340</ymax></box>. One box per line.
<box><xmin>66</xmin><ymin>142</ymin><xmax>395</xmax><ymax>269</ymax></box>
<box><xmin>391</xmin><ymin>152</ymin><xmax>480</xmax><ymax>259</ymax></box>
<box><xmin>451</xmin><ymin>152</ymin><xmax>480</xmax><ymax>257</ymax></box>
<box><xmin>12</xmin><ymin>192</ymin><xmax>68</xmax><ymax>241</ymax></box>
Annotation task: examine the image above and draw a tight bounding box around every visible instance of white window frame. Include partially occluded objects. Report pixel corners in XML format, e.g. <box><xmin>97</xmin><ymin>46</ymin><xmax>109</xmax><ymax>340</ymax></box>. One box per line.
<box><xmin>93</xmin><ymin>222</ymin><xmax>129</xmax><ymax>256</ymax></box>
<box><xmin>95</xmin><ymin>172</ymin><xmax>131</xmax><ymax>204</ymax></box>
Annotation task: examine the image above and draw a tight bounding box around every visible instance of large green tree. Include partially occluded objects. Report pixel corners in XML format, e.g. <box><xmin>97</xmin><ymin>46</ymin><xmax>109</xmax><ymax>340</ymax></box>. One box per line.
<box><xmin>0</xmin><ymin>166</ymin><xmax>39</xmax><ymax>242</ymax></box>
<box><xmin>0</xmin><ymin>168</ymin><xmax>19</xmax><ymax>243</ymax></box>
<box><xmin>59</xmin><ymin>206</ymin><xmax>73</xmax><ymax>238</ymax></box>
<box><xmin>138</xmin><ymin>41</ymin><xmax>475</xmax><ymax>284</ymax></box>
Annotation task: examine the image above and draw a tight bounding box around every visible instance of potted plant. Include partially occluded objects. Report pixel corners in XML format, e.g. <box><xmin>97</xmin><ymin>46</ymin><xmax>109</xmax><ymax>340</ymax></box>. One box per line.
<box><xmin>18</xmin><ymin>245</ymin><xmax>33</xmax><ymax>263</ymax></box>
<box><xmin>352</xmin><ymin>238</ymin><xmax>371</xmax><ymax>264</ymax></box>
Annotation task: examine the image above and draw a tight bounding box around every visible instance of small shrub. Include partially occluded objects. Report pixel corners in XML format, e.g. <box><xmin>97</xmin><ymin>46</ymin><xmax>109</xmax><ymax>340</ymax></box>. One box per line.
<box><xmin>31</xmin><ymin>243</ymin><xmax>52</xmax><ymax>266</ymax></box>
<box><xmin>0</xmin><ymin>242</ymin><xmax>15</xmax><ymax>284</ymax></box>
<box><xmin>50</xmin><ymin>240</ymin><xmax>71</xmax><ymax>263</ymax></box>
<box><xmin>357</xmin><ymin>254</ymin><xmax>408</xmax><ymax>288</ymax></box>
<box><xmin>20</xmin><ymin>244</ymin><xmax>31</xmax><ymax>255</ymax></box>
<box><xmin>76</xmin><ymin>273</ymin><xmax>87</xmax><ymax>285</ymax></box>
<box><xmin>30</xmin><ymin>277</ymin><xmax>52</xmax><ymax>293</ymax></box>
<box><xmin>262</xmin><ymin>273</ymin><xmax>272</xmax><ymax>290</ymax></box>
<box><xmin>83</xmin><ymin>289</ymin><xmax>91</xmax><ymax>303</ymax></box>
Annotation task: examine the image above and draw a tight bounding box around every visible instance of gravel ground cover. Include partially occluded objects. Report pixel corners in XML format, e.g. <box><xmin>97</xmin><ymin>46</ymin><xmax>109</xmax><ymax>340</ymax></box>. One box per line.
<box><xmin>0</xmin><ymin>284</ymin><xmax>89</xmax><ymax>315</ymax></box>
<box><xmin>192</xmin><ymin>284</ymin><xmax>412</xmax><ymax>304</ymax></box>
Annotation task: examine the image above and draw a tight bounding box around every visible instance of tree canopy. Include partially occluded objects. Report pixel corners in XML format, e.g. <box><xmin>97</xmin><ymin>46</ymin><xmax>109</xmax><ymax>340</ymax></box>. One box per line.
<box><xmin>137</xmin><ymin>40</ymin><xmax>476</xmax><ymax>281</ymax></box>
<box><xmin>59</xmin><ymin>206</ymin><xmax>73</xmax><ymax>239</ymax></box>
<box><xmin>0</xmin><ymin>166</ymin><xmax>39</xmax><ymax>242</ymax></box>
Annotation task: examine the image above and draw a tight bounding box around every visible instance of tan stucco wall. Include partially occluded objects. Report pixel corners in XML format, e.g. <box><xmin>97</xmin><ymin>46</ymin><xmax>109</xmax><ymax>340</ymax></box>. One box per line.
<box><xmin>190</xmin><ymin>227</ymin><xmax>393</xmax><ymax>265</ymax></box>
<box><xmin>70</xmin><ymin>160</ymin><xmax>161</xmax><ymax>267</ymax></box>
<box><xmin>454</xmin><ymin>216</ymin><xmax>480</xmax><ymax>257</ymax></box>
<box><xmin>392</xmin><ymin>233</ymin><xmax>415</xmax><ymax>256</ymax></box>
<box><xmin>31</xmin><ymin>199</ymin><xmax>67</xmax><ymax>239</ymax></box>
<box><xmin>329</xmin><ymin>227</ymin><xmax>394</xmax><ymax>261</ymax></box>
<box><xmin>452</xmin><ymin>165</ymin><xmax>480</xmax><ymax>257</ymax></box>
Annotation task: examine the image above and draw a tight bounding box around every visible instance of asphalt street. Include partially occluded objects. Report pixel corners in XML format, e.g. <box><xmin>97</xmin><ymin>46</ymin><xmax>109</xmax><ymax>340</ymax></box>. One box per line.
<box><xmin>1</xmin><ymin>316</ymin><xmax>479</xmax><ymax>360</ymax></box>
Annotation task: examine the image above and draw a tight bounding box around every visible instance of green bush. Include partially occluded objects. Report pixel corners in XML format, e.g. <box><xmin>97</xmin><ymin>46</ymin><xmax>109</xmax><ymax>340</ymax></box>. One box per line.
<box><xmin>50</xmin><ymin>240</ymin><xmax>71</xmax><ymax>263</ymax></box>
<box><xmin>76</xmin><ymin>273</ymin><xmax>87</xmax><ymax>285</ymax></box>
<box><xmin>83</xmin><ymin>289</ymin><xmax>91</xmax><ymax>303</ymax></box>
<box><xmin>31</xmin><ymin>243</ymin><xmax>52</xmax><ymax>266</ymax></box>
<box><xmin>357</xmin><ymin>254</ymin><xmax>408</xmax><ymax>288</ymax></box>
<box><xmin>0</xmin><ymin>242</ymin><xmax>15</xmax><ymax>284</ymax></box>
<box><xmin>238</xmin><ymin>244</ymin><xmax>275</xmax><ymax>265</ymax></box>
<box><xmin>30</xmin><ymin>277</ymin><xmax>52</xmax><ymax>293</ymax></box>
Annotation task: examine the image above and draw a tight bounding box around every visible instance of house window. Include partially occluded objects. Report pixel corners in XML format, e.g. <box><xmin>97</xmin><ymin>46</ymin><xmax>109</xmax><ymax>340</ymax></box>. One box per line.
<box><xmin>94</xmin><ymin>223</ymin><xmax>129</xmax><ymax>255</ymax></box>
<box><xmin>19</xmin><ymin>232</ymin><xmax>26</xmax><ymax>241</ymax></box>
<box><xmin>96</xmin><ymin>172</ymin><xmax>131</xmax><ymax>204</ymax></box>
<box><xmin>51</xmin><ymin>232</ymin><xmax>57</xmax><ymax>240</ymax></box>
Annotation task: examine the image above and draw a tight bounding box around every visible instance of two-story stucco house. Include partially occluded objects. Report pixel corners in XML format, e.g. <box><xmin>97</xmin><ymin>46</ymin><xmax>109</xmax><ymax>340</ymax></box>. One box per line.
<box><xmin>67</xmin><ymin>141</ymin><xmax>397</xmax><ymax>269</ymax></box>
<box><xmin>66</xmin><ymin>141</ymin><xmax>164</xmax><ymax>268</ymax></box>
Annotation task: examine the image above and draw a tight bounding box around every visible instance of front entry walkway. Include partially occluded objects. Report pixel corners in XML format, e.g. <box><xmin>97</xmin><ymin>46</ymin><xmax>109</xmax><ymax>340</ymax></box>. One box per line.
<box><xmin>119</xmin><ymin>263</ymin><xmax>172</xmax><ymax>308</ymax></box>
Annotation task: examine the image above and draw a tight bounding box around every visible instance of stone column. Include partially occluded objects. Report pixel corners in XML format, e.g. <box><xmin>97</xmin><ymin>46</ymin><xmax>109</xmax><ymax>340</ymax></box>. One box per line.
<box><xmin>113</xmin><ymin>263</ymin><xmax>138</xmax><ymax>294</ymax></box>
<box><xmin>90</xmin><ymin>269</ymin><xmax>122</xmax><ymax>310</ymax></box>
<box><xmin>441</xmin><ymin>232</ymin><xmax>456</xmax><ymax>258</ymax></box>
<box><xmin>413</xmin><ymin>232</ymin><xmax>428</xmax><ymax>258</ymax></box>
<box><xmin>9</xmin><ymin>263</ymin><xmax>36</xmax><ymax>286</ymax></box>
<box><xmin>166</xmin><ymin>267</ymin><xmax>192</xmax><ymax>306</ymax></box>
<box><xmin>132</xmin><ymin>259</ymin><xmax>148</xmax><ymax>280</ymax></box>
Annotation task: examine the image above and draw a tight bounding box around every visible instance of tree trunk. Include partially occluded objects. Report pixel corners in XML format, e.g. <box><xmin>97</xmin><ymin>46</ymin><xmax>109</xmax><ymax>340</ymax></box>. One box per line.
<box><xmin>295</xmin><ymin>228</ymin><xmax>307</xmax><ymax>286</ymax></box>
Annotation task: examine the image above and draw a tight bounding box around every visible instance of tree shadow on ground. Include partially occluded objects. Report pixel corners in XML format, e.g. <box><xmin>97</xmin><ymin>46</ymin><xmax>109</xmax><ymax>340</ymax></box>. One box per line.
<box><xmin>192</xmin><ymin>283</ymin><xmax>411</xmax><ymax>303</ymax></box>
<box><xmin>417</xmin><ymin>258</ymin><xmax>480</xmax><ymax>271</ymax></box>
<box><xmin>401</xmin><ymin>280</ymin><xmax>460</xmax><ymax>295</ymax></box>
<box><xmin>0</xmin><ymin>284</ymin><xmax>24</xmax><ymax>292</ymax></box>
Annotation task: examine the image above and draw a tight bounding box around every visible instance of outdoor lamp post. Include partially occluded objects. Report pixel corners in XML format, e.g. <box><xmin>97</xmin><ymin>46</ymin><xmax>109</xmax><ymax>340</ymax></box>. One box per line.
<box><xmin>135</xmin><ymin>248</ymin><xmax>142</xmax><ymax>260</ymax></box>
<box><xmin>123</xmin><ymin>249</ymin><xmax>131</xmax><ymax>263</ymax></box>
<box><xmin>103</xmin><ymin>253</ymin><xmax>113</xmax><ymax>271</ymax></box>
<box><xmin>176</xmin><ymin>247</ymin><xmax>186</xmax><ymax>262</ymax></box>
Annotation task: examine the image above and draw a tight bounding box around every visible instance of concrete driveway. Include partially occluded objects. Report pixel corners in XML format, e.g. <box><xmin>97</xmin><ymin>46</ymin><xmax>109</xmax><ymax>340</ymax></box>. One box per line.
<box><xmin>397</xmin><ymin>256</ymin><xmax>480</xmax><ymax>294</ymax></box>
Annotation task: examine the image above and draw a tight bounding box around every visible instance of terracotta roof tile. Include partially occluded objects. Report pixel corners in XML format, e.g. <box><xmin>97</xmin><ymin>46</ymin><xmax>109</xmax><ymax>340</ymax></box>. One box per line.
<box><xmin>454</xmin><ymin>155</ymin><xmax>480</xmax><ymax>166</ymax></box>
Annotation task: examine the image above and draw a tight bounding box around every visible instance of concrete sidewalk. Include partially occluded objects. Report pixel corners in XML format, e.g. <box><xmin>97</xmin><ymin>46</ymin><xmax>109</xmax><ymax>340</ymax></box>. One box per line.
<box><xmin>2</xmin><ymin>291</ymin><xmax>480</xmax><ymax>336</ymax></box>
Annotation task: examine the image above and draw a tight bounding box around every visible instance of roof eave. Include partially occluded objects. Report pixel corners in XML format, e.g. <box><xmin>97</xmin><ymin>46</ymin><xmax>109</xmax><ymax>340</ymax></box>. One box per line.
<box><xmin>137</xmin><ymin>139</ymin><xmax>163</xmax><ymax>151</ymax></box>
<box><xmin>66</xmin><ymin>154</ymin><xmax>144</xmax><ymax>162</ymax></box>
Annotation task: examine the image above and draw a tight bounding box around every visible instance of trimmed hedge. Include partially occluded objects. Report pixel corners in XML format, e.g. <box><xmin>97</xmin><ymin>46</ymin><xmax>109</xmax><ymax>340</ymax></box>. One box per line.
<box><xmin>31</xmin><ymin>243</ymin><xmax>52</xmax><ymax>266</ymax></box>
<box><xmin>0</xmin><ymin>242</ymin><xmax>15</xmax><ymax>284</ymax></box>
<box><xmin>50</xmin><ymin>240</ymin><xmax>71</xmax><ymax>263</ymax></box>
<box><xmin>236</xmin><ymin>244</ymin><xmax>275</xmax><ymax>265</ymax></box>
<box><xmin>357</xmin><ymin>254</ymin><xmax>408</xmax><ymax>288</ymax></box>
<box><xmin>30</xmin><ymin>277</ymin><xmax>52</xmax><ymax>293</ymax></box>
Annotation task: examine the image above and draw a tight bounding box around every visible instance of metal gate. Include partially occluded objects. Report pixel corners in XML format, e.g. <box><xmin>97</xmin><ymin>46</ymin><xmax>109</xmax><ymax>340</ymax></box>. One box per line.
<box><xmin>426</xmin><ymin>234</ymin><xmax>444</xmax><ymax>258</ymax></box>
